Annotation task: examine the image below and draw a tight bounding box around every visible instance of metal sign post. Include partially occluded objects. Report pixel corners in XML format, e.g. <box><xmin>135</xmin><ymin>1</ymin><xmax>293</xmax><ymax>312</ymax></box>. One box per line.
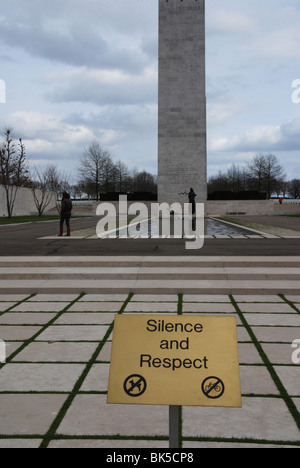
<box><xmin>169</xmin><ymin>405</ymin><xmax>180</xmax><ymax>449</ymax></box>
<box><xmin>107</xmin><ymin>314</ymin><xmax>242</xmax><ymax>446</ymax></box>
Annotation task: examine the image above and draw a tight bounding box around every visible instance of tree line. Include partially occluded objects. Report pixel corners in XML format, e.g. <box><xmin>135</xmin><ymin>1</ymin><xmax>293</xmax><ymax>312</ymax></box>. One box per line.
<box><xmin>0</xmin><ymin>128</ymin><xmax>157</xmax><ymax>217</ymax></box>
<box><xmin>208</xmin><ymin>154</ymin><xmax>299</xmax><ymax>200</ymax></box>
<box><xmin>1</xmin><ymin>128</ymin><xmax>299</xmax><ymax>218</ymax></box>
<box><xmin>76</xmin><ymin>141</ymin><xmax>157</xmax><ymax>201</ymax></box>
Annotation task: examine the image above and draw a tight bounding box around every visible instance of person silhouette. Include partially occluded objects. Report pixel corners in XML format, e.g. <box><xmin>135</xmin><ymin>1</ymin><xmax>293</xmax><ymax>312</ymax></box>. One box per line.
<box><xmin>188</xmin><ymin>188</ymin><xmax>197</xmax><ymax>215</ymax></box>
<box><xmin>58</xmin><ymin>192</ymin><xmax>73</xmax><ymax>237</ymax></box>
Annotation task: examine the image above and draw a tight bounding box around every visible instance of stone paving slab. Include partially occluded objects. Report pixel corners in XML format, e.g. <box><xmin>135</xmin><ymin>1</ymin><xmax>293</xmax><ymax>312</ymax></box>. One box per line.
<box><xmin>182</xmin><ymin>303</ymin><xmax>236</xmax><ymax>313</ymax></box>
<box><xmin>273</xmin><ymin>367</ymin><xmax>300</xmax><ymax>396</ymax></box>
<box><xmin>233</xmin><ymin>294</ymin><xmax>286</xmax><ymax>303</ymax></box>
<box><xmin>37</xmin><ymin>325</ymin><xmax>109</xmax><ymax>342</ymax></box>
<box><xmin>78</xmin><ymin>294</ymin><xmax>129</xmax><ymax>302</ymax></box>
<box><xmin>29</xmin><ymin>294</ymin><xmax>79</xmax><ymax>302</ymax></box>
<box><xmin>0</xmin><ymin>325</ymin><xmax>42</xmax><ymax>341</ymax></box>
<box><xmin>238</xmin><ymin>343</ymin><xmax>263</xmax><ymax>364</ymax></box>
<box><xmin>0</xmin><ymin>292</ymin><xmax>299</xmax><ymax>449</ymax></box>
<box><xmin>55</xmin><ymin>312</ymin><xmax>116</xmax><ymax>325</ymax></box>
<box><xmin>183</xmin><ymin>398</ymin><xmax>300</xmax><ymax>441</ymax></box>
<box><xmin>184</xmin><ymin>294</ymin><xmax>231</xmax><ymax>302</ymax></box>
<box><xmin>253</xmin><ymin>327</ymin><xmax>300</xmax><ymax>343</ymax></box>
<box><xmin>12</xmin><ymin>342</ymin><xmax>99</xmax><ymax>363</ymax></box>
<box><xmin>261</xmin><ymin>343</ymin><xmax>298</xmax><ymax>365</ymax></box>
<box><xmin>13</xmin><ymin>302</ymin><xmax>67</xmax><ymax>312</ymax></box>
<box><xmin>0</xmin><ymin>295</ymin><xmax>28</xmax><ymax>302</ymax></box>
<box><xmin>286</xmin><ymin>296</ymin><xmax>300</xmax><ymax>303</ymax></box>
<box><xmin>238</xmin><ymin>303</ymin><xmax>295</xmax><ymax>313</ymax></box>
<box><xmin>0</xmin><ymin>394</ymin><xmax>67</xmax><ymax>435</ymax></box>
<box><xmin>48</xmin><ymin>439</ymin><xmax>169</xmax><ymax>448</ymax></box>
<box><xmin>57</xmin><ymin>394</ymin><xmax>169</xmax><ymax>437</ymax></box>
<box><xmin>244</xmin><ymin>314</ymin><xmax>300</xmax><ymax>326</ymax></box>
<box><xmin>0</xmin><ymin>303</ymin><xmax>17</xmax><ymax>311</ymax></box>
<box><xmin>0</xmin><ymin>363</ymin><xmax>85</xmax><ymax>392</ymax></box>
<box><xmin>0</xmin><ymin>312</ymin><xmax>56</xmax><ymax>324</ymax></box>
<box><xmin>182</xmin><ymin>441</ymin><xmax>299</xmax><ymax>448</ymax></box>
<box><xmin>125</xmin><ymin>302</ymin><xmax>178</xmax><ymax>312</ymax></box>
<box><xmin>68</xmin><ymin>302</ymin><xmax>125</xmax><ymax>312</ymax></box>
<box><xmin>132</xmin><ymin>294</ymin><xmax>178</xmax><ymax>302</ymax></box>
<box><xmin>0</xmin><ymin>439</ymin><xmax>43</xmax><ymax>448</ymax></box>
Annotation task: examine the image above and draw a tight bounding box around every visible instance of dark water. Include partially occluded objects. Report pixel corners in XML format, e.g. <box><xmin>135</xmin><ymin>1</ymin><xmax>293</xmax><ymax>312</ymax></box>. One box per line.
<box><xmin>205</xmin><ymin>217</ymin><xmax>255</xmax><ymax>236</ymax></box>
<box><xmin>118</xmin><ymin>217</ymin><xmax>256</xmax><ymax>237</ymax></box>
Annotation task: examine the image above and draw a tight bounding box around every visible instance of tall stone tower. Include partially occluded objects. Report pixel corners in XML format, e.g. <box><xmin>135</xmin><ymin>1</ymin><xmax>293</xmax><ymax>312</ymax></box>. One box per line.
<box><xmin>158</xmin><ymin>0</ymin><xmax>207</xmax><ymax>204</ymax></box>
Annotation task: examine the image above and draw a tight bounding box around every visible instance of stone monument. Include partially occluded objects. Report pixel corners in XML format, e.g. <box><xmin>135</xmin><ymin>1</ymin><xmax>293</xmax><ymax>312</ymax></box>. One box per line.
<box><xmin>158</xmin><ymin>0</ymin><xmax>207</xmax><ymax>205</ymax></box>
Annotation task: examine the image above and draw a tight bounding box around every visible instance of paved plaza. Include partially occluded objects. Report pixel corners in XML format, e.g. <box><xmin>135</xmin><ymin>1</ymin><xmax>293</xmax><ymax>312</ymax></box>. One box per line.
<box><xmin>0</xmin><ymin>214</ymin><xmax>299</xmax><ymax>448</ymax></box>
<box><xmin>0</xmin><ymin>292</ymin><xmax>299</xmax><ymax>448</ymax></box>
<box><xmin>0</xmin><ymin>215</ymin><xmax>300</xmax><ymax>257</ymax></box>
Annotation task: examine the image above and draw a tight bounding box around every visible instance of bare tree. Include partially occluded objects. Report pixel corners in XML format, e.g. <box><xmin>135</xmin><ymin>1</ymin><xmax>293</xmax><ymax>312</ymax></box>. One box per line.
<box><xmin>77</xmin><ymin>142</ymin><xmax>111</xmax><ymax>200</ymax></box>
<box><xmin>287</xmin><ymin>179</ymin><xmax>300</xmax><ymax>199</ymax></box>
<box><xmin>71</xmin><ymin>180</ymin><xmax>86</xmax><ymax>200</ymax></box>
<box><xmin>114</xmin><ymin>159</ymin><xmax>131</xmax><ymax>193</ymax></box>
<box><xmin>263</xmin><ymin>154</ymin><xmax>286</xmax><ymax>199</ymax></box>
<box><xmin>30</xmin><ymin>165</ymin><xmax>57</xmax><ymax>216</ymax></box>
<box><xmin>247</xmin><ymin>154</ymin><xmax>266</xmax><ymax>193</ymax></box>
<box><xmin>102</xmin><ymin>155</ymin><xmax>116</xmax><ymax>193</ymax></box>
<box><xmin>247</xmin><ymin>154</ymin><xmax>285</xmax><ymax>198</ymax></box>
<box><xmin>132</xmin><ymin>170</ymin><xmax>157</xmax><ymax>193</ymax></box>
<box><xmin>226</xmin><ymin>164</ymin><xmax>246</xmax><ymax>193</ymax></box>
<box><xmin>0</xmin><ymin>128</ymin><xmax>29</xmax><ymax>218</ymax></box>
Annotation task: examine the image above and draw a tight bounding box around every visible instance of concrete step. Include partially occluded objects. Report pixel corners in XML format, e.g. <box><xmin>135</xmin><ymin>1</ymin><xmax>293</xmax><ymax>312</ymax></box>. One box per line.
<box><xmin>0</xmin><ymin>266</ymin><xmax>299</xmax><ymax>281</ymax></box>
<box><xmin>1</xmin><ymin>256</ymin><xmax>300</xmax><ymax>268</ymax></box>
<box><xmin>0</xmin><ymin>278</ymin><xmax>298</xmax><ymax>295</ymax></box>
<box><xmin>0</xmin><ymin>256</ymin><xmax>299</xmax><ymax>294</ymax></box>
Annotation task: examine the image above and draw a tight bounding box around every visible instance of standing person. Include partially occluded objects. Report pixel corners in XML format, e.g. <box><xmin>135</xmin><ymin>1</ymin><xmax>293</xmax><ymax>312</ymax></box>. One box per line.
<box><xmin>58</xmin><ymin>192</ymin><xmax>73</xmax><ymax>237</ymax></box>
<box><xmin>188</xmin><ymin>188</ymin><xmax>197</xmax><ymax>215</ymax></box>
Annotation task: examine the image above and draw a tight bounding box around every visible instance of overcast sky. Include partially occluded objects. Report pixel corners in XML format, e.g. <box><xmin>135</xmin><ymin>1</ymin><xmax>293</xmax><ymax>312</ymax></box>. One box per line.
<box><xmin>0</xmin><ymin>0</ymin><xmax>300</xmax><ymax>182</ymax></box>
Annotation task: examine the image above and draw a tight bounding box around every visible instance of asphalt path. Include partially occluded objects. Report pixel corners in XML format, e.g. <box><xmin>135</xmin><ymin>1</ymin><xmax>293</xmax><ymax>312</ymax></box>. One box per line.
<box><xmin>0</xmin><ymin>216</ymin><xmax>299</xmax><ymax>256</ymax></box>
<box><xmin>227</xmin><ymin>215</ymin><xmax>300</xmax><ymax>231</ymax></box>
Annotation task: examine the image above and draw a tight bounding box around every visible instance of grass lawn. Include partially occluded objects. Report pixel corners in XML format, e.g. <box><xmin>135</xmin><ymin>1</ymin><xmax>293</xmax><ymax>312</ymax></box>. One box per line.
<box><xmin>0</xmin><ymin>215</ymin><xmax>60</xmax><ymax>225</ymax></box>
<box><xmin>280</xmin><ymin>214</ymin><xmax>300</xmax><ymax>218</ymax></box>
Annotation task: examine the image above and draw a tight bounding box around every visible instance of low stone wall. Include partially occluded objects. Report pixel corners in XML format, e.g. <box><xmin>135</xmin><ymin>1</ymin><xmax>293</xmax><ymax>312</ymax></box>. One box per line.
<box><xmin>91</xmin><ymin>199</ymin><xmax>274</xmax><ymax>217</ymax></box>
<box><xmin>206</xmin><ymin>200</ymin><xmax>274</xmax><ymax>216</ymax></box>
<box><xmin>0</xmin><ymin>185</ymin><xmax>57</xmax><ymax>217</ymax></box>
<box><xmin>270</xmin><ymin>203</ymin><xmax>300</xmax><ymax>215</ymax></box>
<box><xmin>49</xmin><ymin>199</ymin><xmax>300</xmax><ymax>218</ymax></box>
<box><xmin>207</xmin><ymin>200</ymin><xmax>300</xmax><ymax>216</ymax></box>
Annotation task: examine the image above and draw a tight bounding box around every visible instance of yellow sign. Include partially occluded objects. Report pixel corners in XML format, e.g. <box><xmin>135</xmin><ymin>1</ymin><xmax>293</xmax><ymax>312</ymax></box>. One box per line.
<box><xmin>107</xmin><ymin>315</ymin><xmax>242</xmax><ymax>407</ymax></box>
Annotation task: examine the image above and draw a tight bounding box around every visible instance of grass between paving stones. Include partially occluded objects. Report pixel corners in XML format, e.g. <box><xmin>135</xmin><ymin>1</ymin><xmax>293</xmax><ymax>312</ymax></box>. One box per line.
<box><xmin>230</xmin><ymin>295</ymin><xmax>300</xmax><ymax>434</ymax></box>
<box><xmin>0</xmin><ymin>293</ymin><xmax>299</xmax><ymax>448</ymax></box>
<box><xmin>39</xmin><ymin>292</ymin><xmax>134</xmax><ymax>449</ymax></box>
<box><xmin>0</xmin><ymin>293</ymin><xmax>86</xmax><ymax>369</ymax></box>
<box><xmin>280</xmin><ymin>294</ymin><xmax>300</xmax><ymax>315</ymax></box>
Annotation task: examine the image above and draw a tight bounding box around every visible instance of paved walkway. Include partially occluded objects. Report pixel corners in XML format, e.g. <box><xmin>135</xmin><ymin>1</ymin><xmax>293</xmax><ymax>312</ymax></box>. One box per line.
<box><xmin>0</xmin><ymin>292</ymin><xmax>299</xmax><ymax>448</ymax></box>
<box><xmin>227</xmin><ymin>215</ymin><xmax>300</xmax><ymax>232</ymax></box>
<box><xmin>0</xmin><ymin>216</ymin><xmax>300</xmax><ymax>256</ymax></box>
<box><xmin>0</xmin><ymin>215</ymin><xmax>299</xmax><ymax>448</ymax></box>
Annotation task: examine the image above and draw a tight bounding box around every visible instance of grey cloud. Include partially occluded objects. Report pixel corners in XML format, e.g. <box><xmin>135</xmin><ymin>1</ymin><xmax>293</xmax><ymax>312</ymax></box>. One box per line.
<box><xmin>0</xmin><ymin>17</ymin><xmax>149</xmax><ymax>73</ymax></box>
<box><xmin>43</xmin><ymin>67</ymin><xmax>157</xmax><ymax>107</ymax></box>
<box><xmin>209</xmin><ymin>117</ymin><xmax>300</xmax><ymax>154</ymax></box>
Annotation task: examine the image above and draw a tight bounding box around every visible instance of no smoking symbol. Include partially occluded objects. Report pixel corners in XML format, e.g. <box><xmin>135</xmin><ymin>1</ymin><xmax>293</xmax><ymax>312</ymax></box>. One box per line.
<box><xmin>124</xmin><ymin>374</ymin><xmax>147</xmax><ymax>397</ymax></box>
<box><xmin>202</xmin><ymin>377</ymin><xmax>225</xmax><ymax>399</ymax></box>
